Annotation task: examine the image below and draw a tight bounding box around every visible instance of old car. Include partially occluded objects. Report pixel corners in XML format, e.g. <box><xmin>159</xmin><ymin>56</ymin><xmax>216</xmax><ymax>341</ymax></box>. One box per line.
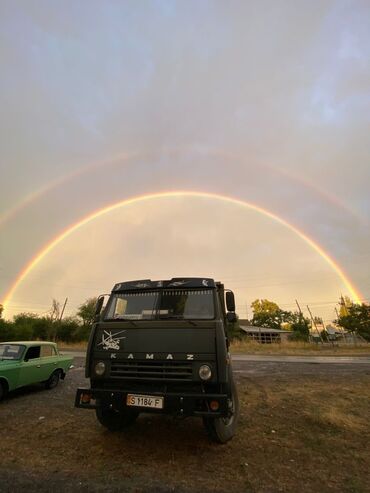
<box><xmin>0</xmin><ymin>341</ymin><xmax>73</xmax><ymax>401</ymax></box>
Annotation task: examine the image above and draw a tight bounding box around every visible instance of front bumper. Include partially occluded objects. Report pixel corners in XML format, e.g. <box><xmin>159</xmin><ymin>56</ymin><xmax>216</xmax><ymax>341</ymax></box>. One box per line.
<box><xmin>75</xmin><ymin>387</ymin><xmax>229</xmax><ymax>417</ymax></box>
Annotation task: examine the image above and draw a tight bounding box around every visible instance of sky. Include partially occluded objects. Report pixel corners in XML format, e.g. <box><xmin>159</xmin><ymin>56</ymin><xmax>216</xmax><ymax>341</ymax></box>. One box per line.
<box><xmin>0</xmin><ymin>0</ymin><xmax>369</xmax><ymax>322</ymax></box>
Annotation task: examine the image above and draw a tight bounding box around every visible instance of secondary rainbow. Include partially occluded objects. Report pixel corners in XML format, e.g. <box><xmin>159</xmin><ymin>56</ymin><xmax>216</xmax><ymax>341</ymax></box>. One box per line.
<box><xmin>2</xmin><ymin>191</ymin><xmax>361</xmax><ymax>313</ymax></box>
<box><xmin>0</xmin><ymin>147</ymin><xmax>362</xmax><ymax>230</ymax></box>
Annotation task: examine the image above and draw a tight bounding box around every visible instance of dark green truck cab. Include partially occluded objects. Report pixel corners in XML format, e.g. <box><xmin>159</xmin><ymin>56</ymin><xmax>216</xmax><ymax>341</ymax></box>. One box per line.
<box><xmin>0</xmin><ymin>341</ymin><xmax>73</xmax><ymax>400</ymax></box>
<box><xmin>75</xmin><ymin>278</ymin><xmax>239</xmax><ymax>443</ymax></box>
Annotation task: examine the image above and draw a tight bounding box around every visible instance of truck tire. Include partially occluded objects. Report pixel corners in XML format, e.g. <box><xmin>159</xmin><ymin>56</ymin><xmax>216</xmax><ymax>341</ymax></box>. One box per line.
<box><xmin>203</xmin><ymin>368</ymin><xmax>239</xmax><ymax>444</ymax></box>
<box><xmin>96</xmin><ymin>405</ymin><xmax>139</xmax><ymax>432</ymax></box>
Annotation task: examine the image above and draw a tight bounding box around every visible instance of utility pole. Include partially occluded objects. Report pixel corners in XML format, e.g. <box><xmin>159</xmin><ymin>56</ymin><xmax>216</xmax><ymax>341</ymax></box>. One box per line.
<box><xmin>307</xmin><ymin>305</ymin><xmax>324</xmax><ymax>343</ymax></box>
<box><xmin>295</xmin><ymin>299</ymin><xmax>303</xmax><ymax>316</ymax></box>
<box><xmin>59</xmin><ymin>297</ymin><xmax>68</xmax><ymax>322</ymax></box>
<box><xmin>295</xmin><ymin>299</ymin><xmax>308</xmax><ymax>343</ymax></box>
<box><xmin>335</xmin><ymin>306</ymin><xmax>346</xmax><ymax>340</ymax></box>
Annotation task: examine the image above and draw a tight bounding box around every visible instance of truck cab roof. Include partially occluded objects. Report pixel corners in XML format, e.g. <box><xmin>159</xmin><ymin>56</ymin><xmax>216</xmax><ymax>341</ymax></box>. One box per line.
<box><xmin>112</xmin><ymin>277</ymin><xmax>217</xmax><ymax>292</ymax></box>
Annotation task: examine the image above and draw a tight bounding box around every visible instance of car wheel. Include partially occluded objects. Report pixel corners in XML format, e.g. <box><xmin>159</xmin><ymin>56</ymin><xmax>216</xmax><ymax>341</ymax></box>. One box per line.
<box><xmin>95</xmin><ymin>405</ymin><xmax>139</xmax><ymax>432</ymax></box>
<box><xmin>203</xmin><ymin>367</ymin><xmax>240</xmax><ymax>444</ymax></box>
<box><xmin>45</xmin><ymin>370</ymin><xmax>60</xmax><ymax>389</ymax></box>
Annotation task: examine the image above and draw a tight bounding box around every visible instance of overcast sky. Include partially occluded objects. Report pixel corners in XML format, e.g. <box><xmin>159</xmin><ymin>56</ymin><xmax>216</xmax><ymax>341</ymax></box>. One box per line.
<box><xmin>0</xmin><ymin>0</ymin><xmax>369</xmax><ymax>321</ymax></box>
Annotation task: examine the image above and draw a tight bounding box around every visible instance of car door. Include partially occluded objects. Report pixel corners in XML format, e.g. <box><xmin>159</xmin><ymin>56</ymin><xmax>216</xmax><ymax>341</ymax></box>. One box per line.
<box><xmin>40</xmin><ymin>344</ymin><xmax>58</xmax><ymax>380</ymax></box>
<box><xmin>18</xmin><ymin>345</ymin><xmax>43</xmax><ymax>387</ymax></box>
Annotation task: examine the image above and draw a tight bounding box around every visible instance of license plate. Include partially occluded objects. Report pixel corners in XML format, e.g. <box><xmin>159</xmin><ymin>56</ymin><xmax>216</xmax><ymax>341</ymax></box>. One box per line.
<box><xmin>126</xmin><ymin>394</ymin><xmax>164</xmax><ymax>409</ymax></box>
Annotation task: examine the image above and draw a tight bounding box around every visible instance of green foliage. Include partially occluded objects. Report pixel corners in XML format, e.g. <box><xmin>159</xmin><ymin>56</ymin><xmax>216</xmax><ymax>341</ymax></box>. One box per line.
<box><xmin>339</xmin><ymin>296</ymin><xmax>353</xmax><ymax>318</ymax></box>
<box><xmin>0</xmin><ymin>318</ymin><xmax>13</xmax><ymax>341</ymax></box>
<box><xmin>251</xmin><ymin>299</ymin><xmax>311</xmax><ymax>341</ymax></box>
<box><xmin>0</xmin><ymin>297</ymin><xmax>98</xmax><ymax>343</ymax></box>
<box><xmin>0</xmin><ymin>304</ymin><xmax>3</xmax><ymax>319</ymax></box>
<box><xmin>251</xmin><ymin>299</ymin><xmax>289</xmax><ymax>330</ymax></box>
<box><xmin>336</xmin><ymin>303</ymin><xmax>370</xmax><ymax>341</ymax></box>
<box><xmin>289</xmin><ymin>312</ymin><xmax>311</xmax><ymax>341</ymax></box>
<box><xmin>227</xmin><ymin>316</ymin><xmax>243</xmax><ymax>341</ymax></box>
<box><xmin>77</xmin><ymin>297</ymin><xmax>97</xmax><ymax>328</ymax></box>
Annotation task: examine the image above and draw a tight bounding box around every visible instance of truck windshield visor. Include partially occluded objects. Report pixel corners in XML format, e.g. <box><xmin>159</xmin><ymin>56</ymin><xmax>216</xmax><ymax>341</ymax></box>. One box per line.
<box><xmin>105</xmin><ymin>289</ymin><xmax>215</xmax><ymax>320</ymax></box>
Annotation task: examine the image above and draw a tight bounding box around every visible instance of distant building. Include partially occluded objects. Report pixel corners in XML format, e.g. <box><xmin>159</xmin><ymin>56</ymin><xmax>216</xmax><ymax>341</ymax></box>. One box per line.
<box><xmin>240</xmin><ymin>325</ymin><xmax>291</xmax><ymax>344</ymax></box>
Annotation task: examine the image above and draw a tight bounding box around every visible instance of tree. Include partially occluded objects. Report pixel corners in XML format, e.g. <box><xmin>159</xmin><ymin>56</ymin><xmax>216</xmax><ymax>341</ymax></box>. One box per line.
<box><xmin>251</xmin><ymin>299</ymin><xmax>287</xmax><ymax>330</ymax></box>
<box><xmin>55</xmin><ymin>317</ymin><xmax>80</xmax><ymax>343</ymax></box>
<box><xmin>336</xmin><ymin>303</ymin><xmax>370</xmax><ymax>341</ymax></box>
<box><xmin>0</xmin><ymin>318</ymin><xmax>12</xmax><ymax>342</ymax></box>
<box><xmin>0</xmin><ymin>304</ymin><xmax>3</xmax><ymax>319</ymax></box>
<box><xmin>288</xmin><ymin>312</ymin><xmax>310</xmax><ymax>341</ymax></box>
<box><xmin>339</xmin><ymin>296</ymin><xmax>353</xmax><ymax>318</ymax></box>
<box><xmin>77</xmin><ymin>297</ymin><xmax>98</xmax><ymax>328</ymax></box>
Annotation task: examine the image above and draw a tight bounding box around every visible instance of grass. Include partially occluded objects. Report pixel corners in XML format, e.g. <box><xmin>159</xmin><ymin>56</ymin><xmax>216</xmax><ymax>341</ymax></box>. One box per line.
<box><xmin>57</xmin><ymin>341</ymin><xmax>88</xmax><ymax>350</ymax></box>
<box><xmin>58</xmin><ymin>339</ymin><xmax>370</xmax><ymax>357</ymax></box>
<box><xmin>231</xmin><ymin>339</ymin><xmax>370</xmax><ymax>356</ymax></box>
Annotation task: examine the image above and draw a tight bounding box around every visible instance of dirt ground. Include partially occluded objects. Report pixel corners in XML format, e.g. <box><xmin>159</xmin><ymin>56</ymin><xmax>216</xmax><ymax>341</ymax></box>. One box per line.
<box><xmin>1</xmin><ymin>358</ymin><xmax>370</xmax><ymax>493</ymax></box>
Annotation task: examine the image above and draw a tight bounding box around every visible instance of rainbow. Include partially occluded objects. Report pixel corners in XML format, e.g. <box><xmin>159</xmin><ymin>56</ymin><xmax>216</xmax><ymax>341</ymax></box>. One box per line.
<box><xmin>2</xmin><ymin>191</ymin><xmax>362</xmax><ymax>313</ymax></box>
<box><xmin>0</xmin><ymin>147</ymin><xmax>362</xmax><ymax>230</ymax></box>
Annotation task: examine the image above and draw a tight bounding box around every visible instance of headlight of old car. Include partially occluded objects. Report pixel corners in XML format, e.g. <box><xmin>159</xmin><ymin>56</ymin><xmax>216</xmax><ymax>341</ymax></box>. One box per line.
<box><xmin>95</xmin><ymin>361</ymin><xmax>106</xmax><ymax>376</ymax></box>
<box><xmin>199</xmin><ymin>364</ymin><xmax>212</xmax><ymax>381</ymax></box>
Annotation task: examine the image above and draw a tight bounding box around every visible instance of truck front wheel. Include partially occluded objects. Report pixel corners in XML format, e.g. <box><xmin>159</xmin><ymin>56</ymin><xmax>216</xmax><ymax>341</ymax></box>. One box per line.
<box><xmin>203</xmin><ymin>371</ymin><xmax>239</xmax><ymax>444</ymax></box>
<box><xmin>95</xmin><ymin>404</ymin><xmax>139</xmax><ymax>432</ymax></box>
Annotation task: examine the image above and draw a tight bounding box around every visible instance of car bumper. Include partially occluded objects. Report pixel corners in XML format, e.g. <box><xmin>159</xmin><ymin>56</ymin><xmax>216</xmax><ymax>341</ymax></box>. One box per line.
<box><xmin>75</xmin><ymin>387</ymin><xmax>229</xmax><ymax>417</ymax></box>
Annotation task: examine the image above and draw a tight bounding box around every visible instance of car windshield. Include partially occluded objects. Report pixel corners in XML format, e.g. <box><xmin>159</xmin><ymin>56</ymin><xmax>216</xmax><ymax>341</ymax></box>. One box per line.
<box><xmin>0</xmin><ymin>344</ymin><xmax>25</xmax><ymax>360</ymax></box>
<box><xmin>105</xmin><ymin>289</ymin><xmax>215</xmax><ymax>321</ymax></box>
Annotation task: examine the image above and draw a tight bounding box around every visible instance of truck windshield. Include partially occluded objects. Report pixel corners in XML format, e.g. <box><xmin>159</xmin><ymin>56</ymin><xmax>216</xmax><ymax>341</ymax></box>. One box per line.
<box><xmin>105</xmin><ymin>289</ymin><xmax>215</xmax><ymax>321</ymax></box>
<box><xmin>0</xmin><ymin>344</ymin><xmax>25</xmax><ymax>360</ymax></box>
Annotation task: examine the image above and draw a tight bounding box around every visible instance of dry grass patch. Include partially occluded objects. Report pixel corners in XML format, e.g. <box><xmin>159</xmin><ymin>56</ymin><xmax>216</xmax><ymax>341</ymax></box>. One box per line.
<box><xmin>231</xmin><ymin>339</ymin><xmax>370</xmax><ymax>356</ymax></box>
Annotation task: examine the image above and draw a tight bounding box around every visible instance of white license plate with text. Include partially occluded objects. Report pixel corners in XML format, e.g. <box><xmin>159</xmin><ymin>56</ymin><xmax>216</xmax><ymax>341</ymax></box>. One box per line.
<box><xmin>126</xmin><ymin>394</ymin><xmax>164</xmax><ymax>409</ymax></box>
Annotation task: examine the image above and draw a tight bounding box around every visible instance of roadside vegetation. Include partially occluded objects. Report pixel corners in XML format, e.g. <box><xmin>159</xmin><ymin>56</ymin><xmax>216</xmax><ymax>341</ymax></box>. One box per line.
<box><xmin>231</xmin><ymin>339</ymin><xmax>370</xmax><ymax>355</ymax></box>
<box><xmin>230</xmin><ymin>297</ymin><xmax>370</xmax><ymax>344</ymax></box>
<box><xmin>1</xmin><ymin>296</ymin><xmax>369</xmax><ymax>350</ymax></box>
<box><xmin>0</xmin><ymin>298</ymin><xmax>97</xmax><ymax>343</ymax></box>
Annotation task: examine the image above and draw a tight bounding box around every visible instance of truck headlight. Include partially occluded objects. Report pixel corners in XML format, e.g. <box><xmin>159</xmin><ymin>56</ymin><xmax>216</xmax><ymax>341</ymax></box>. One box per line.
<box><xmin>95</xmin><ymin>361</ymin><xmax>106</xmax><ymax>376</ymax></box>
<box><xmin>199</xmin><ymin>364</ymin><xmax>212</xmax><ymax>381</ymax></box>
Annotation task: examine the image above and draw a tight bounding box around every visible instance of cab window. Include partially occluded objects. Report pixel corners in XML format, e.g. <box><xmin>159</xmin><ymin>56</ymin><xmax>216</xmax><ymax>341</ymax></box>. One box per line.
<box><xmin>25</xmin><ymin>346</ymin><xmax>40</xmax><ymax>360</ymax></box>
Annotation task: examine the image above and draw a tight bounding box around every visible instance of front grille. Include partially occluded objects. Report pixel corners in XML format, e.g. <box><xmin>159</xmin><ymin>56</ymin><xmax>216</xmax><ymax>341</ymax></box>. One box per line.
<box><xmin>110</xmin><ymin>360</ymin><xmax>193</xmax><ymax>381</ymax></box>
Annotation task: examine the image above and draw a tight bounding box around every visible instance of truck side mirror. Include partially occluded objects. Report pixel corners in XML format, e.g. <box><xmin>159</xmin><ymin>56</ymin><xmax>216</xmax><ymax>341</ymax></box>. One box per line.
<box><xmin>94</xmin><ymin>296</ymin><xmax>104</xmax><ymax>320</ymax></box>
<box><xmin>225</xmin><ymin>291</ymin><xmax>235</xmax><ymax>312</ymax></box>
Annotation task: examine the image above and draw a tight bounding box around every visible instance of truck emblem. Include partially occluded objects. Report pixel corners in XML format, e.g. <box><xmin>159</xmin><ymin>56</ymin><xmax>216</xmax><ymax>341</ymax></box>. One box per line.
<box><xmin>202</xmin><ymin>279</ymin><xmax>209</xmax><ymax>286</ymax></box>
<box><xmin>146</xmin><ymin>354</ymin><xmax>154</xmax><ymax>359</ymax></box>
<box><xmin>166</xmin><ymin>354</ymin><xmax>173</xmax><ymax>359</ymax></box>
<box><xmin>98</xmin><ymin>330</ymin><xmax>126</xmax><ymax>351</ymax></box>
<box><xmin>187</xmin><ymin>354</ymin><xmax>194</xmax><ymax>360</ymax></box>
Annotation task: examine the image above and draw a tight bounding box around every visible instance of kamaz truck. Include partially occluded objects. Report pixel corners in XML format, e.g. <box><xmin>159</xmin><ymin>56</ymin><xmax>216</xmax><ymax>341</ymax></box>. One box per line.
<box><xmin>75</xmin><ymin>277</ymin><xmax>239</xmax><ymax>443</ymax></box>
